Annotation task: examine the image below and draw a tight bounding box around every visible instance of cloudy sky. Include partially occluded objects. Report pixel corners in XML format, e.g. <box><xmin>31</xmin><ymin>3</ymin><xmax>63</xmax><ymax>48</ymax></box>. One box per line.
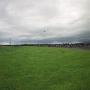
<box><xmin>0</xmin><ymin>0</ymin><xmax>90</xmax><ymax>44</ymax></box>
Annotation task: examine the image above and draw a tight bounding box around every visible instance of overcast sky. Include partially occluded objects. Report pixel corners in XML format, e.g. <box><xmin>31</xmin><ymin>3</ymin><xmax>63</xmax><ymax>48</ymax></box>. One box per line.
<box><xmin>0</xmin><ymin>0</ymin><xmax>90</xmax><ymax>44</ymax></box>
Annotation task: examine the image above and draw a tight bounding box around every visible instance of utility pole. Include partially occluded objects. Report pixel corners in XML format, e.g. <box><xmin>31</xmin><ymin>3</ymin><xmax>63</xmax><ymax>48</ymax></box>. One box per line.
<box><xmin>9</xmin><ymin>38</ymin><xmax>11</xmax><ymax>45</ymax></box>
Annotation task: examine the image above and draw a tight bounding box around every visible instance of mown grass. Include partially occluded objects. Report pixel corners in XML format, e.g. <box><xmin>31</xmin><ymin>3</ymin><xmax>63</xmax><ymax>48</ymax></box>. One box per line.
<box><xmin>0</xmin><ymin>46</ymin><xmax>90</xmax><ymax>90</ymax></box>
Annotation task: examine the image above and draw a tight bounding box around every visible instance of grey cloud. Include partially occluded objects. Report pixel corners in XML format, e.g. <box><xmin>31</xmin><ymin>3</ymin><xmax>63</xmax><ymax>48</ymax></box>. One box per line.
<box><xmin>0</xmin><ymin>0</ymin><xmax>90</xmax><ymax>44</ymax></box>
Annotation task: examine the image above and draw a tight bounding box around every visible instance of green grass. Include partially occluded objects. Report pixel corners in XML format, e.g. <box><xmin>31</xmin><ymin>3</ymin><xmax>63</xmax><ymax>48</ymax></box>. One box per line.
<box><xmin>0</xmin><ymin>46</ymin><xmax>90</xmax><ymax>90</ymax></box>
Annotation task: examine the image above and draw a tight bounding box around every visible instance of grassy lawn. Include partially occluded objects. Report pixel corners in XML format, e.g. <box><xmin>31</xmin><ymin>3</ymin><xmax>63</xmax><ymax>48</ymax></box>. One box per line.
<box><xmin>0</xmin><ymin>46</ymin><xmax>90</xmax><ymax>90</ymax></box>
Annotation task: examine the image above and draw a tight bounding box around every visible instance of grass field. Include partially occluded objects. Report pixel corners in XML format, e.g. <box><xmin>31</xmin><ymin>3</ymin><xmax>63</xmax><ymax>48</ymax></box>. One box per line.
<box><xmin>0</xmin><ymin>46</ymin><xmax>90</xmax><ymax>90</ymax></box>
